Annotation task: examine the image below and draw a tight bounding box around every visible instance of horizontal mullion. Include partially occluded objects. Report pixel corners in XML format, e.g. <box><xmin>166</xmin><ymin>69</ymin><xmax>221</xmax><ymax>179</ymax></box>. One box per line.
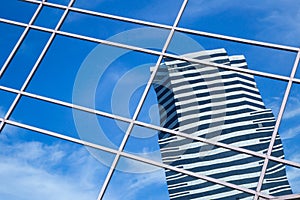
<box><xmin>293</xmin><ymin>77</ymin><xmax>300</xmax><ymax>84</ymax></box>
<box><xmin>0</xmin><ymin>17</ymin><xmax>294</xmax><ymax>82</ymax></box>
<box><xmin>4</xmin><ymin>118</ymin><xmax>119</xmax><ymax>155</ymax></box>
<box><xmin>1</xmin><ymin>85</ymin><xmax>300</xmax><ymax>170</ymax></box>
<box><xmin>21</xmin><ymin>0</ymin><xmax>300</xmax><ymax>53</ymax></box>
<box><xmin>135</xmin><ymin>120</ymin><xmax>300</xmax><ymax>170</ymax></box>
<box><xmin>0</xmin><ymin>85</ymin><xmax>268</xmax><ymax>161</ymax></box>
<box><xmin>175</xmin><ymin>27</ymin><xmax>299</xmax><ymax>53</ymax></box>
<box><xmin>0</xmin><ymin>85</ymin><xmax>133</xmax><ymax>125</ymax></box>
<box><xmin>21</xmin><ymin>0</ymin><xmax>173</xmax><ymax>30</ymax></box>
<box><xmin>2</xmin><ymin>118</ymin><xmax>272</xmax><ymax>199</ymax></box>
<box><xmin>164</xmin><ymin>53</ymin><xmax>292</xmax><ymax>82</ymax></box>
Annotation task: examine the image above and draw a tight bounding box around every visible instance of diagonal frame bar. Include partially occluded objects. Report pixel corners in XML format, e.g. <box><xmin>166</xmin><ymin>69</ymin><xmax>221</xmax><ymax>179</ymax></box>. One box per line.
<box><xmin>0</xmin><ymin>0</ymin><xmax>299</xmax><ymax>199</ymax></box>
<box><xmin>96</xmin><ymin>0</ymin><xmax>189</xmax><ymax>199</ymax></box>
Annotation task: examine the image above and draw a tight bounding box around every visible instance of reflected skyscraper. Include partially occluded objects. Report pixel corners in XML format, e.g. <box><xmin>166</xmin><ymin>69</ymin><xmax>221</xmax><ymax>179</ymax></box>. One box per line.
<box><xmin>152</xmin><ymin>49</ymin><xmax>292</xmax><ymax>199</ymax></box>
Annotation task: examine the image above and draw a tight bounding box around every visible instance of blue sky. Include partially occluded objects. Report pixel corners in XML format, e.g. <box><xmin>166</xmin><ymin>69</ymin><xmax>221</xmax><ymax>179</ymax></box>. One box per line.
<box><xmin>0</xmin><ymin>0</ymin><xmax>300</xmax><ymax>199</ymax></box>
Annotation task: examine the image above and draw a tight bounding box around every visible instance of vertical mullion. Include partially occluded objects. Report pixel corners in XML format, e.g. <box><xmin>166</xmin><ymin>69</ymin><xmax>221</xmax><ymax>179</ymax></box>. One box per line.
<box><xmin>254</xmin><ymin>51</ymin><xmax>300</xmax><ymax>200</ymax></box>
<box><xmin>0</xmin><ymin>0</ymin><xmax>75</xmax><ymax>132</ymax></box>
<box><xmin>96</xmin><ymin>1</ymin><xmax>189</xmax><ymax>199</ymax></box>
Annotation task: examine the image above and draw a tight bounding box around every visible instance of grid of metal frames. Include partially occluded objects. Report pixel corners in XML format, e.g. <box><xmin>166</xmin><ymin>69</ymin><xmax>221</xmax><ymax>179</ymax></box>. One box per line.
<box><xmin>0</xmin><ymin>0</ymin><xmax>300</xmax><ymax>199</ymax></box>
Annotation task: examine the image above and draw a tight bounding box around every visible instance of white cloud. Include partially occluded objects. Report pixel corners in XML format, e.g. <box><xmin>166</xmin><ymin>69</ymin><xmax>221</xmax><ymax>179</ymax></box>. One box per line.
<box><xmin>68</xmin><ymin>0</ymin><xmax>179</xmax><ymax>25</ymax></box>
<box><xmin>257</xmin><ymin>2</ymin><xmax>300</xmax><ymax>45</ymax></box>
<box><xmin>285</xmin><ymin>150</ymin><xmax>300</xmax><ymax>193</ymax></box>
<box><xmin>286</xmin><ymin>166</ymin><xmax>300</xmax><ymax>193</ymax></box>
<box><xmin>264</xmin><ymin>96</ymin><xmax>282</xmax><ymax>119</ymax></box>
<box><xmin>122</xmin><ymin>171</ymin><xmax>166</xmax><ymax>199</ymax></box>
<box><xmin>0</xmin><ymin>124</ymin><xmax>168</xmax><ymax>200</ymax></box>
<box><xmin>281</xmin><ymin>124</ymin><xmax>300</xmax><ymax>140</ymax></box>
<box><xmin>284</xmin><ymin>107</ymin><xmax>300</xmax><ymax>120</ymax></box>
<box><xmin>0</xmin><ymin>107</ymin><xmax>21</xmax><ymax>142</ymax></box>
<box><xmin>104</xmin><ymin>167</ymin><xmax>168</xmax><ymax>200</ymax></box>
<box><xmin>0</xmin><ymin>138</ymin><xmax>107</xmax><ymax>200</ymax></box>
<box><xmin>181</xmin><ymin>0</ymin><xmax>228</xmax><ymax>18</ymax></box>
<box><xmin>289</xmin><ymin>151</ymin><xmax>300</xmax><ymax>164</ymax></box>
<box><xmin>280</xmin><ymin>94</ymin><xmax>300</xmax><ymax>140</ymax></box>
<box><xmin>73</xmin><ymin>0</ymin><xmax>106</xmax><ymax>8</ymax></box>
<box><xmin>182</xmin><ymin>0</ymin><xmax>300</xmax><ymax>45</ymax></box>
<box><xmin>0</xmin><ymin>106</ymin><xmax>5</xmax><ymax>117</ymax></box>
<box><xmin>283</xmin><ymin>96</ymin><xmax>300</xmax><ymax>120</ymax></box>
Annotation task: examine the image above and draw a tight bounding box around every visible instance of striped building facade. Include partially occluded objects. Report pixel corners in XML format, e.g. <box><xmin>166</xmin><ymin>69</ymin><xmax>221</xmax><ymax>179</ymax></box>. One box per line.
<box><xmin>152</xmin><ymin>49</ymin><xmax>292</xmax><ymax>199</ymax></box>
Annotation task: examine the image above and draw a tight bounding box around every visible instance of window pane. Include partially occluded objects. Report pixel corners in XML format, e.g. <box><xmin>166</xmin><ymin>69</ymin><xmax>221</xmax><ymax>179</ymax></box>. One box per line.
<box><xmin>295</xmin><ymin>62</ymin><xmax>300</xmax><ymax>79</ymax></box>
<box><xmin>103</xmin><ymin>156</ymin><xmax>169</xmax><ymax>200</ymax></box>
<box><xmin>179</xmin><ymin>0</ymin><xmax>300</xmax><ymax>47</ymax></box>
<box><xmin>0</xmin><ymin>23</ymin><xmax>24</xmax><ymax>68</ymax></box>
<box><xmin>26</xmin><ymin>35</ymin><xmax>97</xmax><ymax>103</ymax></box>
<box><xmin>0</xmin><ymin>90</ymin><xmax>17</xmax><ymax>118</ymax></box>
<box><xmin>61</xmin><ymin>11</ymin><xmax>169</xmax><ymax>50</ymax></box>
<box><xmin>167</xmin><ymin>31</ymin><xmax>296</xmax><ymax>76</ymax></box>
<box><xmin>0</xmin><ymin>1</ymin><xmax>38</xmax><ymax>23</ymax></box>
<box><xmin>33</xmin><ymin>5</ymin><xmax>65</xmax><ymax>29</ymax></box>
<box><xmin>73</xmin><ymin>0</ymin><xmax>183</xmax><ymax>25</ymax></box>
<box><xmin>0</xmin><ymin>124</ymin><xmax>114</xmax><ymax>200</ymax></box>
<box><xmin>47</xmin><ymin>0</ymin><xmax>70</xmax><ymax>6</ymax></box>
<box><xmin>124</xmin><ymin>125</ymin><xmax>266</xmax><ymax>191</ymax></box>
<box><xmin>0</xmin><ymin>29</ymin><xmax>50</xmax><ymax>89</ymax></box>
<box><xmin>103</xmin><ymin>156</ymin><xmax>256</xmax><ymax>199</ymax></box>
<box><xmin>260</xmin><ymin>160</ymin><xmax>298</xmax><ymax>197</ymax></box>
<box><xmin>71</xmin><ymin>44</ymin><xmax>159</xmax><ymax>118</ymax></box>
<box><xmin>278</xmin><ymin>83</ymin><xmax>300</xmax><ymax>164</ymax></box>
<box><xmin>138</xmin><ymin>52</ymin><xmax>288</xmax><ymax>153</ymax></box>
<box><xmin>11</xmin><ymin>95</ymin><xmax>128</xmax><ymax>149</ymax></box>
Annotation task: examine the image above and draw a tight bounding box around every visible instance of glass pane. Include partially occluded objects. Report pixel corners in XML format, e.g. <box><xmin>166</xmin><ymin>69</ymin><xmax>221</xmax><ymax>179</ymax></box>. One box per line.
<box><xmin>0</xmin><ymin>124</ymin><xmax>114</xmax><ymax>200</ymax></box>
<box><xmin>61</xmin><ymin>11</ymin><xmax>169</xmax><ymax>49</ymax></box>
<box><xmin>260</xmin><ymin>80</ymin><xmax>300</xmax><ymax>198</ymax></box>
<box><xmin>103</xmin><ymin>156</ymin><xmax>169</xmax><ymax>200</ymax></box>
<box><xmin>0</xmin><ymin>1</ymin><xmax>38</xmax><ymax>23</ymax></box>
<box><xmin>73</xmin><ymin>0</ymin><xmax>183</xmax><ymax>25</ymax></box>
<box><xmin>255</xmin><ymin>76</ymin><xmax>286</xmax><ymax>119</ymax></box>
<box><xmin>0</xmin><ymin>29</ymin><xmax>50</xmax><ymax>89</ymax></box>
<box><xmin>125</xmin><ymin>125</ymin><xmax>265</xmax><ymax>191</ymax></box>
<box><xmin>162</xmin><ymin>170</ymin><xmax>256</xmax><ymax>199</ymax></box>
<box><xmin>10</xmin><ymin>95</ymin><xmax>128</xmax><ymax>149</ymax></box>
<box><xmin>47</xmin><ymin>0</ymin><xmax>70</xmax><ymax>6</ymax></box>
<box><xmin>71</xmin><ymin>43</ymin><xmax>159</xmax><ymax>118</ymax></box>
<box><xmin>295</xmin><ymin>62</ymin><xmax>300</xmax><ymax>79</ymax></box>
<box><xmin>149</xmin><ymin>56</ymin><xmax>286</xmax><ymax>121</ymax></box>
<box><xmin>260</xmin><ymin>160</ymin><xmax>297</xmax><ymax>197</ymax></box>
<box><xmin>286</xmin><ymin>165</ymin><xmax>300</xmax><ymax>194</ymax></box>
<box><xmin>33</xmin><ymin>5</ymin><xmax>65</xmax><ymax>29</ymax></box>
<box><xmin>26</xmin><ymin>35</ymin><xmax>97</xmax><ymax>103</ymax></box>
<box><xmin>104</xmin><ymin>156</ymin><xmax>256</xmax><ymax>199</ymax></box>
<box><xmin>0</xmin><ymin>89</ymin><xmax>16</xmax><ymax>118</ymax></box>
<box><xmin>179</xmin><ymin>0</ymin><xmax>300</xmax><ymax>47</ymax></box>
<box><xmin>0</xmin><ymin>23</ymin><xmax>24</xmax><ymax>68</ymax></box>
<box><xmin>138</xmin><ymin>50</ymin><xmax>287</xmax><ymax>154</ymax></box>
<box><xmin>167</xmin><ymin>31</ymin><xmax>296</xmax><ymax>76</ymax></box>
<box><xmin>278</xmin><ymin>83</ymin><xmax>300</xmax><ymax>163</ymax></box>
<box><xmin>124</xmin><ymin>125</ymin><xmax>162</xmax><ymax>164</ymax></box>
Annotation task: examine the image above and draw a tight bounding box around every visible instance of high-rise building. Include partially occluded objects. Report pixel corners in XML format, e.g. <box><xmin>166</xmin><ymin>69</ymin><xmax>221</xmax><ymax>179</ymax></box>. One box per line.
<box><xmin>152</xmin><ymin>49</ymin><xmax>292</xmax><ymax>199</ymax></box>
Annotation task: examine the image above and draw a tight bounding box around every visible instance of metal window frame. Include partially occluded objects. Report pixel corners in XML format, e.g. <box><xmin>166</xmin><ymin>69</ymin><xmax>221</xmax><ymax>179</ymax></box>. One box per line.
<box><xmin>0</xmin><ymin>0</ymin><xmax>299</xmax><ymax>199</ymax></box>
